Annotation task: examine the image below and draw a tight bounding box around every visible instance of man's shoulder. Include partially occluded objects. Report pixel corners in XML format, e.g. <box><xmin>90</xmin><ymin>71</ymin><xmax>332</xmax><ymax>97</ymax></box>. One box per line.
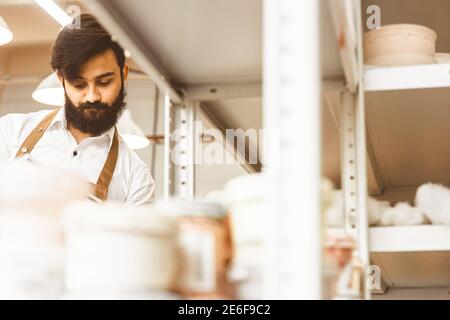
<box><xmin>0</xmin><ymin>109</ymin><xmax>56</xmax><ymax>127</ymax></box>
<box><xmin>0</xmin><ymin>109</ymin><xmax>56</xmax><ymax>136</ymax></box>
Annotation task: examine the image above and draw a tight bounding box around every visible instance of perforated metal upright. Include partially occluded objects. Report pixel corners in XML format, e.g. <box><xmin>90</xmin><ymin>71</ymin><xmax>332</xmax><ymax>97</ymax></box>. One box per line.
<box><xmin>331</xmin><ymin>0</ymin><xmax>371</xmax><ymax>300</ymax></box>
<box><xmin>163</xmin><ymin>96</ymin><xmax>198</xmax><ymax>199</ymax></box>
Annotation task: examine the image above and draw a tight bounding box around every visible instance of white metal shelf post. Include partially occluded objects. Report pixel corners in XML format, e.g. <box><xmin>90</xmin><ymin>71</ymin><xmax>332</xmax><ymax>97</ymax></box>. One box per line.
<box><xmin>263</xmin><ymin>0</ymin><xmax>322</xmax><ymax>299</ymax></box>
<box><xmin>328</xmin><ymin>0</ymin><xmax>371</xmax><ymax>300</ymax></box>
<box><xmin>355</xmin><ymin>0</ymin><xmax>371</xmax><ymax>300</ymax></box>
<box><xmin>163</xmin><ymin>95</ymin><xmax>197</xmax><ymax>199</ymax></box>
<box><xmin>340</xmin><ymin>89</ymin><xmax>371</xmax><ymax>300</ymax></box>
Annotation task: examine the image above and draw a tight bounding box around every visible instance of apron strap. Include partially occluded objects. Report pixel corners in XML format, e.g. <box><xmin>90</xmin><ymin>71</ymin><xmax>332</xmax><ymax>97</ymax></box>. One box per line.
<box><xmin>15</xmin><ymin>108</ymin><xmax>119</xmax><ymax>202</ymax></box>
<box><xmin>15</xmin><ymin>108</ymin><xmax>61</xmax><ymax>158</ymax></box>
<box><xmin>91</xmin><ymin>127</ymin><xmax>119</xmax><ymax>201</ymax></box>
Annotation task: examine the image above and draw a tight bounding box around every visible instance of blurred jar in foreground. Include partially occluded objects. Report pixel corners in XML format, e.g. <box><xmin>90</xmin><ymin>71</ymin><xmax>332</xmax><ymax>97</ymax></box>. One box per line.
<box><xmin>155</xmin><ymin>199</ymin><xmax>233</xmax><ymax>299</ymax></box>
<box><xmin>0</xmin><ymin>161</ymin><xmax>89</xmax><ymax>299</ymax></box>
<box><xmin>222</xmin><ymin>174</ymin><xmax>268</xmax><ymax>299</ymax></box>
<box><xmin>323</xmin><ymin>229</ymin><xmax>356</xmax><ymax>299</ymax></box>
<box><xmin>62</xmin><ymin>202</ymin><xmax>180</xmax><ymax>299</ymax></box>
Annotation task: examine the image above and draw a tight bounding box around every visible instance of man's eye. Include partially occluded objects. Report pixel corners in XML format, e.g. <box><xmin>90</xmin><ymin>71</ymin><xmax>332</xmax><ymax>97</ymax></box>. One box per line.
<box><xmin>97</xmin><ymin>80</ymin><xmax>112</xmax><ymax>86</ymax></box>
<box><xmin>72</xmin><ymin>83</ymin><xmax>86</xmax><ymax>89</ymax></box>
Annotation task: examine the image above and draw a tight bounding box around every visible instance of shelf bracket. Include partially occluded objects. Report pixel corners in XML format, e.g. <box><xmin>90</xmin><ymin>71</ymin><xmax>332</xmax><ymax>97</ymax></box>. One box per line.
<box><xmin>327</xmin><ymin>0</ymin><xmax>359</xmax><ymax>93</ymax></box>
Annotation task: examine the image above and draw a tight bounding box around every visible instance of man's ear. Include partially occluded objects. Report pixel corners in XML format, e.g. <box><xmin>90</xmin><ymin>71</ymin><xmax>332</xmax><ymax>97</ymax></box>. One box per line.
<box><xmin>122</xmin><ymin>63</ymin><xmax>129</xmax><ymax>84</ymax></box>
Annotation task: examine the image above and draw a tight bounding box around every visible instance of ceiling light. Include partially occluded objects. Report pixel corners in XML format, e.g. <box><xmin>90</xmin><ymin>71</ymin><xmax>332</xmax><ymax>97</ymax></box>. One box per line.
<box><xmin>32</xmin><ymin>72</ymin><xmax>65</xmax><ymax>106</ymax></box>
<box><xmin>0</xmin><ymin>16</ymin><xmax>13</xmax><ymax>45</ymax></box>
<box><xmin>33</xmin><ymin>0</ymin><xmax>72</xmax><ymax>27</ymax></box>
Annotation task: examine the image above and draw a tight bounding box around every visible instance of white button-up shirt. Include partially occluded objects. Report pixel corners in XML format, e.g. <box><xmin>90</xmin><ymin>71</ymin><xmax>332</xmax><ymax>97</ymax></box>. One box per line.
<box><xmin>0</xmin><ymin>108</ymin><xmax>155</xmax><ymax>205</ymax></box>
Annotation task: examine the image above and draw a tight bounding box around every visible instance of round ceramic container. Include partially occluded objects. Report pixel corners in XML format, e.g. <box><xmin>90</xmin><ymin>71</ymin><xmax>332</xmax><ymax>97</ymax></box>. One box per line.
<box><xmin>62</xmin><ymin>202</ymin><xmax>179</xmax><ymax>294</ymax></box>
<box><xmin>364</xmin><ymin>24</ymin><xmax>437</xmax><ymax>66</ymax></box>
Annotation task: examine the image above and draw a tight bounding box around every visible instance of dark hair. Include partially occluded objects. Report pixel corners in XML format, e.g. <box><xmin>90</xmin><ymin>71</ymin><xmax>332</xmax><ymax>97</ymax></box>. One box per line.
<box><xmin>51</xmin><ymin>13</ymin><xmax>125</xmax><ymax>81</ymax></box>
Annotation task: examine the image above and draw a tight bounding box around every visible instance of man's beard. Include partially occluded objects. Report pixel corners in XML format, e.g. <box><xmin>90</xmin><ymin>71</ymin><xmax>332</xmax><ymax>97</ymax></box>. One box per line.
<box><xmin>64</xmin><ymin>84</ymin><xmax>126</xmax><ymax>136</ymax></box>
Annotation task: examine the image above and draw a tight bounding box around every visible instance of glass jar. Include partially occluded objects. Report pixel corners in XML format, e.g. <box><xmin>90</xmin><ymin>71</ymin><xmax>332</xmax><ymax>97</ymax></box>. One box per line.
<box><xmin>155</xmin><ymin>199</ymin><xmax>233</xmax><ymax>299</ymax></box>
<box><xmin>324</xmin><ymin>229</ymin><xmax>356</xmax><ymax>299</ymax></box>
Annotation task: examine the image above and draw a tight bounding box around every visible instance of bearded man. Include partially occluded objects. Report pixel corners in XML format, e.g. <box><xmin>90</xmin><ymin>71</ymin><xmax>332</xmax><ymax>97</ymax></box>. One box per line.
<box><xmin>0</xmin><ymin>14</ymin><xmax>155</xmax><ymax>205</ymax></box>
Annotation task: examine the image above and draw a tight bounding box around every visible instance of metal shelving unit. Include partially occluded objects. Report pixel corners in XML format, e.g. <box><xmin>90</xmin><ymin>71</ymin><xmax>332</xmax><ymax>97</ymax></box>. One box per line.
<box><xmin>85</xmin><ymin>0</ymin><xmax>368</xmax><ymax>300</ymax></box>
<box><xmin>325</xmin><ymin>0</ymin><xmax>450</xmax><ymax>299</ymax></box>
<box><xmin>83</xmin><ymin>0</ymin><xmax>449</xmax><ymax>299</ymax></box>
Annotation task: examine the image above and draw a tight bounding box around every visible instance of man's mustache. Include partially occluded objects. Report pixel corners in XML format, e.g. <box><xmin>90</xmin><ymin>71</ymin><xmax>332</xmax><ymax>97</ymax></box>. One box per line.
<box><xmin>78</xmin><ymin>102</ymin><xmax>110</xmax><ymax>110</ymax></box>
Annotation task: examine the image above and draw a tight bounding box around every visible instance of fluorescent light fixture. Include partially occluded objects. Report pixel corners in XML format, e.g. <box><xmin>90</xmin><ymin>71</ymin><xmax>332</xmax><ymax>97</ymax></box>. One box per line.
<box><xmin>33</xmin><ymin>0</ymin><xmax>72</xmax><ymax>27</ymax></box>
<box><xmin>0</xmin><ymin>16</ymin><xmax>13</xmax><ymax>45</ymax></box>
<box><xmin>33</xmin><ymin>73</ymin><xmax>150</xmax><ymax>150</ymax></box>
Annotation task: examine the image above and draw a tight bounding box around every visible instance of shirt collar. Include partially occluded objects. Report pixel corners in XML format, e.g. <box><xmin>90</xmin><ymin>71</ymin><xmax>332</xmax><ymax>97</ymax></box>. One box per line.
<box><xmin>48</xmin><ymin>107</ymin><xmax>116</xmax><ymax>148</ymax></box>
<box><xmin>48</xmin><ymin>107</ymin><xmax>67</xmax><ymax>130</ymax></box>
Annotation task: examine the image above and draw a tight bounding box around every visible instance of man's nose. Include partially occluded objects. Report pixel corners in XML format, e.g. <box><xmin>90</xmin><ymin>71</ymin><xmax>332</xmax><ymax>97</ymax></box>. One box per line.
<box><xmin>85</xmin><ymin>85</ymin><xmax>101</xmax><ymax>103</ymax></box>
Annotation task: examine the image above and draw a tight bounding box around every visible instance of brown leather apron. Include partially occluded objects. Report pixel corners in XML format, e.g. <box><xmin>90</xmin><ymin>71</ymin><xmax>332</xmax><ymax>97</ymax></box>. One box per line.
<box><xmin>15</xmin><ymin>108</ymin><xmax>119</xmax><ymax>202</ymax></box>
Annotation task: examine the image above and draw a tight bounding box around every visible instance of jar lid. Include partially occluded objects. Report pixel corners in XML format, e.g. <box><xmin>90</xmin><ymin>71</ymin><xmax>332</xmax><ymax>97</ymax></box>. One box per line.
<box><xmin>0</xmin><ymin>160</ymin><xmax>89</xmax><ymax>203</ymax></box>
<box><xmin>154</xmin><ymin>199</ymin><xmax>226</xmax><ymax>219</ymax></box>
<box><xmin>62</xmin><ymin>201</ymin><xmax>178</xmax><ymax>237</ymax></box>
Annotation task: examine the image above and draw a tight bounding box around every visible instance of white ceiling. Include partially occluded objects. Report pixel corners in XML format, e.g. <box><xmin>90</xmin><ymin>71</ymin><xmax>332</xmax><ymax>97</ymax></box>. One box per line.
<box><xmin>99</xmin><ymin>0</ymin><xmax>262</xmax><ymax>85</ymax></box>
